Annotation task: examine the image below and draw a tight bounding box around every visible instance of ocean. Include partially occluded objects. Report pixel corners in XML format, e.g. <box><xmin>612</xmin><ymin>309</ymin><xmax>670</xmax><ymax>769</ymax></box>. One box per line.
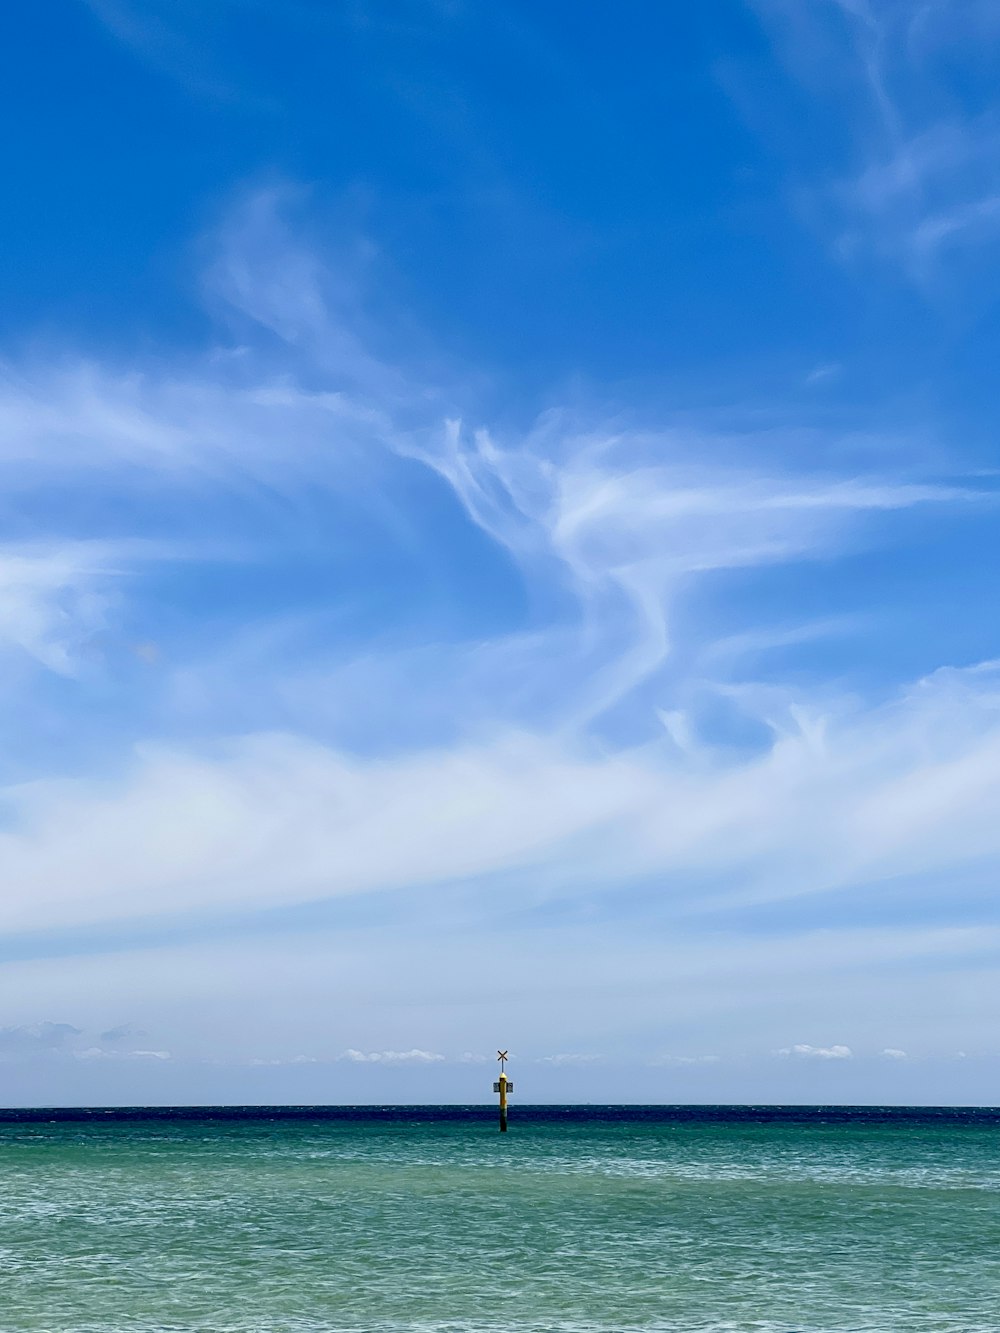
<box><xmin>1</xmin><ymin>1105</ymin><xmax>998</xmax><ymax>1332</ymax></box>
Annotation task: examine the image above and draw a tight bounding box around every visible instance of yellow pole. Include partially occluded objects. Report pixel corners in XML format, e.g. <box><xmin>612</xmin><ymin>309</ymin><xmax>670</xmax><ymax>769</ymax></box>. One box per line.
<box><xmin>495</xmin><ymin>1049</ymin><xmax>511</xmax><ymax>1132</ymax></box>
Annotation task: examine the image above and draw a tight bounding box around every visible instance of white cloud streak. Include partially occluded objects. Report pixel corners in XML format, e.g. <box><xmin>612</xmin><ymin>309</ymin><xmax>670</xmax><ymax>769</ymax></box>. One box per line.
<box><xmin>75</xmin><ymin>1046</ymin><xmax>172</xmax><ymax>1061</ymax></box>
<box><xmin>6</xmin><ymin>656</ymin><xmax>1000</xmax><ymax>932</ymax></box>
<box><xmin>777</xmin><ymin>1044</ymin><xmax>853</xmax><ymax>1060</ymax></box>
<box><xmin>341</xmin><ymin>1049</ymin><xmax>445</xmax><ymax>1064</ymax></box>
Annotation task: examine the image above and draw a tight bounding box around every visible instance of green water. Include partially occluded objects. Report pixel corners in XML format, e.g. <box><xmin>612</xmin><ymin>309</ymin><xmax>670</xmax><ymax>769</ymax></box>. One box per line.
<box><xmin>1</xmin><ymin>1108</ymin><xmax>998</xmax><ymax>1332</ymax></box>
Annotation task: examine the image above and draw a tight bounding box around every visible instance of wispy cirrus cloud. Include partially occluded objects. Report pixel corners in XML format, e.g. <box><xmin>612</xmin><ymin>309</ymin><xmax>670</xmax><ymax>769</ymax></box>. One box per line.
<box><xmin>81</xmin><ymin>0</ymin><xmax>258</xmax><ymax>104</ymax></box>
<box><xmin>0</xmin><ymin>191</ymin><xmax>997</xmax><ymax>925</ymax></box>
<box><xmin>749</xmin><ymin>0</ymin><xmax>1000</xmax><ymax>276</ymax></box>
<box><xmin>9</xmin><ymin>653</ymin><xmax>1000</xmax><ymax>935</ymax></box>
<box><xmin>2</xmin><ymin>186</ymin><xmax>999</xmax><ymax>1083</ymax></box>
<box><xmin>0</xmin><ymin>540</ymin><xmax>195</xmax><ymax>675</ymax></box>
<box><xmin>0</xmin><ymin>544</ymin><xmax>113</xmax><ymax>674</ymax></box>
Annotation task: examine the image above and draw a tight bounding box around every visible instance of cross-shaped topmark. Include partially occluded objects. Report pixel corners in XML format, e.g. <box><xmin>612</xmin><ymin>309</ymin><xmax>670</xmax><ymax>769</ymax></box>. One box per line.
<box><xmin>497</xmin><ymin>1050</ymin><xmax>508</xmax><ymax>1070</ymax></box>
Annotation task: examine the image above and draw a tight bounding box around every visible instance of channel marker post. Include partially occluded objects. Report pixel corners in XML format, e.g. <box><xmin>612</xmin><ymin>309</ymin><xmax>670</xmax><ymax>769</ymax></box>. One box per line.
<box><xmin>493</xmin><ymin>1050</ymin><xmax>513</xmax><ymax>1132</ymax></box>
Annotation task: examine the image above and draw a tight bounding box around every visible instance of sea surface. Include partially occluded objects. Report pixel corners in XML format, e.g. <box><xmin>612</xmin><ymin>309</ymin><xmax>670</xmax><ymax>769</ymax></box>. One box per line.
<box><xmin>1</xmin><ymin>1105</ymin><xmax>998</xmax><ymax>1333</ymax></box>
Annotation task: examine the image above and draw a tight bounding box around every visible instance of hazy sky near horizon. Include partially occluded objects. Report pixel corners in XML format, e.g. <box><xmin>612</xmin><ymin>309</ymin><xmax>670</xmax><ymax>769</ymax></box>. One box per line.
<box><xmin>3</xmin><ymin>0</ymin><xmax>1000</xmax><ymax>1104</ymax></box>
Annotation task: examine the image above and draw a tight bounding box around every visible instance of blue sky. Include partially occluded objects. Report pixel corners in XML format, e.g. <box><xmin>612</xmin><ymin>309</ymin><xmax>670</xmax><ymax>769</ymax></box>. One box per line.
<box><xmin>3</xmin><ymin>0</ymin><xmax>1000</xmax><ymax>1104</ymax></box>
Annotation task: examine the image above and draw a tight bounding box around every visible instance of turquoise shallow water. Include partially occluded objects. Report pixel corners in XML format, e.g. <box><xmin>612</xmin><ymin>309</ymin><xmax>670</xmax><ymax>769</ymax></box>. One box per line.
<box><xmin>1</xmin><ymin>1106</ymin><xmax>999</xmax><ymax>1333</ymax></box>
